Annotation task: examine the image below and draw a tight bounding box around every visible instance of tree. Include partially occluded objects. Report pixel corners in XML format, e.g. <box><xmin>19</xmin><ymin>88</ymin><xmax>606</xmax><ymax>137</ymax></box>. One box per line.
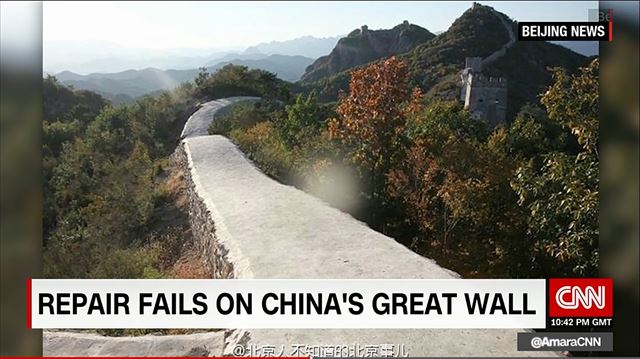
<box><xmin>194</xmin><ymin>67</ymin><xmax>210</xmax><ymax>88</ymax></box>
<box><xmin>328</xmin><ymin>57</ymin><xmax>421</xmax><ymax>215</ymax></box>
<box><xmin>511</xmin><ymin>59</ymin><xmax>599</xmax><ymax>276</ymax></box>
<box><xmin>279</xmin><ymin>91</ymin><xmax>326</xmax><ymax>148</ymax></box>
<box><xmin>386</xmin><ymin>101</ymin><xmax>535</xmax><ymax>276</ymax></box>
<box><xmin>541</xmin><ymin>59</ymin><xmax>599</xmax><ymax>155</ymax></box>
<box><xmin>83</xmin><ymin>142</ymin><xmax>155</xmax><ymax>247</ymax></box>
<box><xmin>506</xmin><ymin>104</ymin><xmax>568</xmax><ymax>158</ymax></box>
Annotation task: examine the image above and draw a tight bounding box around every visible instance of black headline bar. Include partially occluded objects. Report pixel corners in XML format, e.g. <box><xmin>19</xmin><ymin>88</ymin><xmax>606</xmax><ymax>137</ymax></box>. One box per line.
<box><xmin>518</xmin><ymin>21</ymin><xmax>610</xmax><ymax>41</ymax></box>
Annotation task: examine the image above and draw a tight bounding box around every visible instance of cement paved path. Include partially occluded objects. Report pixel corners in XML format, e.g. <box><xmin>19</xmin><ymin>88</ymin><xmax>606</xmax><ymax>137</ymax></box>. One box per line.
<box><xmin>181</xmin><ymin>96</ymin><xmax>260</xmax><ymax>138</ymax></box>
<box><xmin>181</xmin><ymin>103</ymin><xmax>556</xmax><ymax>356</ymax></box>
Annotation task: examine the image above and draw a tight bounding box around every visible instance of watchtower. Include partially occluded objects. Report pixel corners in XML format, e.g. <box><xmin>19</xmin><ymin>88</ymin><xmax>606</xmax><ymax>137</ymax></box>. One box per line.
<box><xmin>460</xmin><ymin>57</ymin><xmax>507</xmax><ymax>126</ymax></box>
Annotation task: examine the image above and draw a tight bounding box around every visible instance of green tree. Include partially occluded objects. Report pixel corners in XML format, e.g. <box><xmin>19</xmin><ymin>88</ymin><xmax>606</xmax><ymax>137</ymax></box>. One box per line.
<box><xmin>541</xmin><ymin>59</ymin><xmax>599</xmax><ymax>155</ymax></box>
<box><xmin>279</xmin><ymin>92</ymin><xmax>325</xmax><ymax>148</ymax></box>
<box><xmin>194</xmin><ymin>67</ymin><xmax>210</xmax><ymax>87</ymax></box>
<box><xmin>83</xmin><ymin>142</ymin><xmax>155</xmax><ymax>246</ymax></box>
<box><xmin>511</xmin><ymin>59</ymin><xmax>599</xmax><ymax>276</ymax></box>
<box><xmin>506</xmin><ymin>104</ymin><xmax>568</xmax><ymax>158</ymax></box>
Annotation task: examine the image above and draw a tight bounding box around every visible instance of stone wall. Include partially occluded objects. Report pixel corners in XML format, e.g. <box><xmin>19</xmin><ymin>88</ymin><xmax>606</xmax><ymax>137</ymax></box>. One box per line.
<box><xmin>173</xmin><ymin>146</ymin><xmax>235</xmax><ymax>280</ymax></box>
<box><xmin>174</xmin><ymin>132</ymin><xmax>554</xmax><ymax>357</ymax></box>
<box><xmin>460</xmin><ymin>5</ymin><xmax>515</xmax><ymax>126</ymax></box>
<box><xmin>465</xmin><ymin>74</ymin><xmax>508</xmax><ymax>126</ymax></box>
<box><xmin>173</xmin><ymin>143</ymin><xmax>252</xmax><ymax>354</ymax></box>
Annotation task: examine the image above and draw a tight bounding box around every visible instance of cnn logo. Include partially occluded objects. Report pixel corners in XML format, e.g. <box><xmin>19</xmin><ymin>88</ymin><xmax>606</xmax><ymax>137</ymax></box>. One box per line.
<box><xmin>549</xmin><ymin>279</ymin><xmax>613</xmax><ymax>317</ymax></box>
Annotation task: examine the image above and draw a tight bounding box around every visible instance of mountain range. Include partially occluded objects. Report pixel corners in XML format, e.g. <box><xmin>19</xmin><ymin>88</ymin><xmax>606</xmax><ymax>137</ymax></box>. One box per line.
<box><xmin>44</xmin><ymin>40</ymin><xmax>242</xmax><ymax>74</ymax></box>
<box><xmin>51</xmin><ymin>36</ymin><xmax>344</xmax><ymax>103</ymax></box>
<box><xmin>45</xmin><ymin>36</ymin><xmax>341</xmax><ymax>75</ymax></box>
<box><xmin>56</xmin><ymin>54</ymin><xmax>314</xmax><ymax>104</ymax></box>
<box><xmin>52</xmin><ymin>4</ymin><xmax>595</xmax><ymax>109</ymax></box>
<box><xmin>299</xmin><ymin>4</ymin><xmax>590</xmax><ymax>120</ymax></box>
<box><xmin>244</xmin><ymin>35</ymin><xmax>341</xmax><ymax>58</ymax></box>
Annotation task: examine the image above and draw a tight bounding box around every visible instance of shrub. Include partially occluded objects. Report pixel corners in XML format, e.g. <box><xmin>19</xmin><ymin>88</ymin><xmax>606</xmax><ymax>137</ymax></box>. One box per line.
<box><xmin>88</xmin><ymin>247</ymin><xmax>166</xmax><ymax>279</ymax></box>
<box><xmin>208</xmin><ymin>100</ymin><xmax>283</xmax><ymax>136</ymax></box>
<box><xmin>277</xmin><ymin>92</ymin><xmax>330</xmax><ymax>148</ymax></box>
<box><xmin>195</xmin><ymin>65</ymin><xmax>291</xmax><ymax>102</ymax></box>
<box><xmin>43</xmin><ymin>77</ymin><xmax>198</xmax><ymax>279</ymax></box>
<box><xmin>230</xmin><ymin>122</ymin><xmax>294</xmax><ymax>180</ymax></box>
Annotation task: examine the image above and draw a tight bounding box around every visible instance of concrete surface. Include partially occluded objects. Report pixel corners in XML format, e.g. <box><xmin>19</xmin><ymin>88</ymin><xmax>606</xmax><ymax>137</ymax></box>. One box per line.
<box><xmin>184</xmin><ymin>135</ymin><xmax>460</xmax><ymax>281</ymax></box>
<box><xmin>181</xmin><ymin>107</ymin><xmax>556</xmax><ymax>356</ymax></box>
<box><xmin>181</xmin><ymin>96</ymin><xmax>260</xmax><ymax>138</ymax></box>
<box><xmin>43</xmin><ymin>331</ymin><xmax>224</xmax><ymax>357</ymax></box>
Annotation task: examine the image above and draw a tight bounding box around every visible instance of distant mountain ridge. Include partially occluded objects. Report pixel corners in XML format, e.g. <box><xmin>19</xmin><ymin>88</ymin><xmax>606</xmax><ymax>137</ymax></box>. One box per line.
<box><xmin>44</xmin><ymin>40</ymin><xmax>239</xmax><ymax>74</ymax></box>
<box><xmin>56</xmin><ymin>54</ymin><xmax>314</xmax><ymax>104</ymax></box>
<box><xmin>45</xmin><ymin>36</ymin><xmax>341</xmax><ymax>75</ymax></box>
<box><xmin>205</xmin><ymin>54</ymin><xmax>313</xmax><ymax>81</ymax></box>
<box><xmin>244</xmin><ymin>35</ymin><xmax>342</xmax><ymax>58</ymax></box>
<box><xmin>207</xmin><ymin>55</ymin><xmax>313</xmax><ymax>82</ymax></box>
<box><xmin>55</xmin><ymin>68</ymin><xmax>197</xmax><ymax>100</ymax></box>
<box><xmin>300</xmin><ymin>21</ymin><xmax>435</xmax><ymax>83</ymax></box>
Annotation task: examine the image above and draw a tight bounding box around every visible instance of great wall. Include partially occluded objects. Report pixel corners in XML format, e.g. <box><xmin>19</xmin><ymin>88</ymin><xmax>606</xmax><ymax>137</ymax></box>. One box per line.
<box><xmin>43</xmin><ymin>98</ymin><xmax>556</xmax><ymax>357</ymax></box>
<box><xmin>460</xmin><ymin>4</ymin><xmax>516</xmax><ymax>126</ymax></box>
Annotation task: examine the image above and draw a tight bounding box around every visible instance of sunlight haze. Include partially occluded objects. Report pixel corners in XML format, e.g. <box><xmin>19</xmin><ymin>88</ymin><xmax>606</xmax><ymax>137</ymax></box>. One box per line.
<box><xmin>43</xmin><ymin>1</ymin><xmax>597</xmax><ymax>73</ymax></box>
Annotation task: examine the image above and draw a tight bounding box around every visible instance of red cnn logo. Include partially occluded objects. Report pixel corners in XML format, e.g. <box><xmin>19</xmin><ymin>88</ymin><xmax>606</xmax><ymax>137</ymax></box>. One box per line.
<box><xmin>549</xmin><ymin>278</ymin><xmax>613</xmax><ymax>317</ymax></box>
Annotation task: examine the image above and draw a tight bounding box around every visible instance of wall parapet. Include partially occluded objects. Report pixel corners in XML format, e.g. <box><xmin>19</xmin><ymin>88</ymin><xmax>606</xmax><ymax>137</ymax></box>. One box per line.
<box><xmin>178</xmin><ymin>128</ymin><xmax>552</xmax><ymax>356</ymax></box>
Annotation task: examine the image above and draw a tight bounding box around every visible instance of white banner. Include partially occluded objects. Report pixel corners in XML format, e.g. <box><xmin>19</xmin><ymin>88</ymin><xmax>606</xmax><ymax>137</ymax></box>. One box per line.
<box><xmin>29</xmin><ymin>279</ymin><xmax>546</xmax><ymax>329</ymax></box>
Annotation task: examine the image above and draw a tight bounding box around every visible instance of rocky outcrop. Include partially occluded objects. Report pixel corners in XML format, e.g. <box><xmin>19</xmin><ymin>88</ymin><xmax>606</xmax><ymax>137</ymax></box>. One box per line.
<box><xmin>300</xmin><ymin>22</ymin><xmax>435</xmax><ymax>83</ymax></box>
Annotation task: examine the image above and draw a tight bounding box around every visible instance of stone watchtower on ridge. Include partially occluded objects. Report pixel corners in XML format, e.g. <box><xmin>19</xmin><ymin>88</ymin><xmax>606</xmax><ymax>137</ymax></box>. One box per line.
<box><xmin>460</xmin><ymin>57</ymin><xmax>507</xmax><ymax>126</ymax></box>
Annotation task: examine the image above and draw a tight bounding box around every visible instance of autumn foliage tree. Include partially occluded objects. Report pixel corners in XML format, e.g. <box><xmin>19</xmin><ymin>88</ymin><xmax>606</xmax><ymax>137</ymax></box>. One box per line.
<box><xmin>328</xmin><ymin>57</ymin><xmax>421</xmax><ymax>215</ymax></box>
<box><xmin>386</xmin><ymin>102</ymin><xmax>528</xmax><ymax>275</ymax></box>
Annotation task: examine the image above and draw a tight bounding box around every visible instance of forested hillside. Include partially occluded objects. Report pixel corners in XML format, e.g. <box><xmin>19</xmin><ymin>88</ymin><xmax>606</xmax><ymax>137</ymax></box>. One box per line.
<box><xmin>55</xmin><ymin>54</ymin><xmax>310</xmax><ymax>104</ymax></box>
<box><xmin>43</xmin><ymin>65</ymin><xmax>291</xmax><ymax>279</ymax></box>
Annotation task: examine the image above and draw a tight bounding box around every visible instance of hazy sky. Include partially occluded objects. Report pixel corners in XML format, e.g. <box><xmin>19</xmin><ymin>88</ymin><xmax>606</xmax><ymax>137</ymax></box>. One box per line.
<box><xmin>44</xmin><ymin>1</ymin><xmax>598</xmax><ymax>49</ymax></box>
